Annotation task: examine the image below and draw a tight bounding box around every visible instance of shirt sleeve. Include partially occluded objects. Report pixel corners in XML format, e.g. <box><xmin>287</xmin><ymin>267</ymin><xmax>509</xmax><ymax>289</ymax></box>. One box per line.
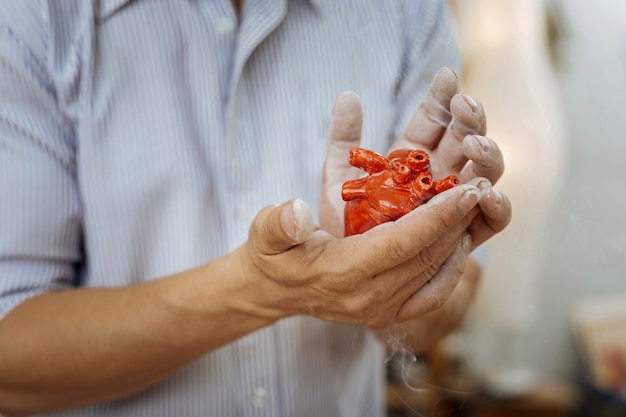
<box><xmin>0</xmin><ymin>2</ymin><xmax>82</xmax><ymax>320</ymax></box>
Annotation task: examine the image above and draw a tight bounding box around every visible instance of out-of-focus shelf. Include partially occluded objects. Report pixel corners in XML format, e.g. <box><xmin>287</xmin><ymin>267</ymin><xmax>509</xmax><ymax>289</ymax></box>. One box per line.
<box><xmin>458</xmin><ymin>378</ymin><xmax>580</xmax><ymax>417</ymax></box>
<box><xmin>387</xmin><ymin>378</ymin><xmax>580</xmax><ymax>417</ymax></box>
<box><xmin>386</xmin><ymin>382</ymin><xmax>437</xmax><ymax>410</ymax></box>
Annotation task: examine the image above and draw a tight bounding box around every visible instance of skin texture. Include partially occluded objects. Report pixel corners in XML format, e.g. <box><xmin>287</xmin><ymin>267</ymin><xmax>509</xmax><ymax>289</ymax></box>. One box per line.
<box><xmin>0</xmin><ymin>67</ymin><xmax>511</xmax><ymax>416</ymax></box>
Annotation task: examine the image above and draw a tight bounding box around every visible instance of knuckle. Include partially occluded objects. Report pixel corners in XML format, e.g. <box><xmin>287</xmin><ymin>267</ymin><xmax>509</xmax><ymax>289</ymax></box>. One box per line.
<box><xmin>339</xmin><ymin>298</ymin><xmax>368</xmax><ymax>320</ymax></box>
<box><xmin>332</xmin><ymin>265</ymin><xmax>368</xmax><ymax>292</ymax></box>
<box><xmin>342</xmin><ymin>290</ymin><xmax>381</xmax><ymax>320</ymax></box>
<box><xmin>438</xmin><ymin>213</ymin><xmax>459</xmax><ymax>230</ymax></box>
<box><xmin>385</xmin><ymin>238</ymin><xmax>415</xmax><ymax>265</ymax></box>
<box><xmin>422</xmin><ymin>104</ymin><xmax>450</xmax><ymax>128</ymax></box>
<box><xmin>416</xmin><ymin>245</ymin><xmax>437</xmax><ymax>268</ymax></box>
<box><xmin>320</xmin><ymin>267</ymin><xmax>372</xmax><ymax>307</ymax></box>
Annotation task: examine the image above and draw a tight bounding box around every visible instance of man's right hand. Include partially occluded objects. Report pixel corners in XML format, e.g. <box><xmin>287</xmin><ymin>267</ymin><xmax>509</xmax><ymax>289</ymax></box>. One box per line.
<box><xmin>235</xmin><ymin>184</ymin><xmax>481</xmax><ymax>329</ymax></box>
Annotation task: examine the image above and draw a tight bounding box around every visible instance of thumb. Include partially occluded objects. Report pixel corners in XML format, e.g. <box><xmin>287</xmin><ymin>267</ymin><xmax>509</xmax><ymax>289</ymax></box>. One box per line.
<box><xmin>320</xmin><ymin>91</ymin><xmax>363</xmax><ymax>235</ymax></box>
<box><xmin>250</xmin><ymin>199</ymin><xmax>316</xmax><ymax>256</ymax></box>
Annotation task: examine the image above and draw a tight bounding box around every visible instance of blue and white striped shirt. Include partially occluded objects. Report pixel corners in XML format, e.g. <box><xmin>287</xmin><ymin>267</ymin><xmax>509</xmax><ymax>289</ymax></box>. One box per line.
<box><xmin>0</xmin><ymin>0</ymin><xmax>459</xmax><ymax>415</ymax></box>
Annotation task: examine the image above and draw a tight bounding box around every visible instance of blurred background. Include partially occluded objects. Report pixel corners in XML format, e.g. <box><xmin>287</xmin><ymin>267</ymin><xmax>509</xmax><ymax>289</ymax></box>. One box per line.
<box><xmin>386</xmin><ymin>0</ymin><xmax>626</xmax><ymax>415</ymax></box>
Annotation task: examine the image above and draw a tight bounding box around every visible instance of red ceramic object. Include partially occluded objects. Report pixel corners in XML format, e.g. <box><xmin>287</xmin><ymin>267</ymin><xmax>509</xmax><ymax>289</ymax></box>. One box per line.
<box><xmin>342</xmin><ymin>148</ymin><xmax>459</xmax><ymax>236</ymax></box>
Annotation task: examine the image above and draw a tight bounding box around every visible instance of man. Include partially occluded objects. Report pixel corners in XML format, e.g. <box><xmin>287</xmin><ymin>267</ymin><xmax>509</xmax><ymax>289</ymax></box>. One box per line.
<box><xmin>0</xmin><ymin>1</ymin><xmax>510</xmax><ymax>415</ymax></box>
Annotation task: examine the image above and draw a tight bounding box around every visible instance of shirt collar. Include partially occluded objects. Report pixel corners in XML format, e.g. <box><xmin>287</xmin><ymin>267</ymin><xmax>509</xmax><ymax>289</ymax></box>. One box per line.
<box><xmin>301</xmin><ymin>0</ymin><xmax>321</xmax><ymax>9</ymax></box>
<box><xmin>97</xmin><ymin>0</ymin><xmax>133</xmax><ymax>20</ymax></box>
<box><xmin>98</xmin><ymin>0</ymin><xmax>321</xmax><ymax>20</ymax></box>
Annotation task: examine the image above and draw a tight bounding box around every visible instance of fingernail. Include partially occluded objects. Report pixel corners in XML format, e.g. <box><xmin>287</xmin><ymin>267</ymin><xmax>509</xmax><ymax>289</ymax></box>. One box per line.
<box><xmin>462</xmin><ymin>94</ymin><xmax>478</xmax><ymax>111</ymax></box>
<box><xmin>489</xmin><ymin>189</ymin><xmax>505</xmax><ymax>209</ymax></box>
<box><xmin>476</xmin><ymin>178</ymin><xmax>491</xmax><ymax>193</ymax></box>
<box><xmin>280</xmin><ymin>203</ymin><xmax>296</xmax><ymax>240</ymax></box>
<box><xmin>459</xmin><ymin>188</ymin><xmax>481</xmax><ymax>212</ymax></box>
<box><xmin>471</xmin><ymin>135</ymin><xmax>491</xmax><ymax>152</ymax></box>
<box><xmin>440</xmin><ymin>66</ymin><xmax>459</xmax><ymax>82</ymax></box>
<box><xmin>281</xmin><ymin>199</ymin><xmax>314</xmax><ymax>243</ymax></box>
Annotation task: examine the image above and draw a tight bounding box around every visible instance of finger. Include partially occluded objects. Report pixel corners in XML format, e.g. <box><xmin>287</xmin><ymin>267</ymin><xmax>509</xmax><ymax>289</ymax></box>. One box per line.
<box><xmin>249</xmin><ymin>199</ymin><xmax>316</xmax><ymax>256</ymax></box>
<box><xmin>320</xmin><ymin>91</ymin><xmax>363</xmax><ymax>235</ymax></box>
<box><xmin>391</xmin><ymin>67</ymin><xmax>460</xmax><ymax>153</ymax></box>
<box><xmin>459</xmin><ymin>135</ymin><xmax>505</xmax><ymax>184</ymax></box>
<box><xmin>298</xmin><ymin>200</ymin><xmax>476</xmax><ymax>327</ymax></box>
<box><xmin>326</xmin><ymin>91</ymin><xmax>363</xmax><ymax>155</ymax></box>
<box><xmin>348</xmin><ymin>184</ymin><xmax>480</xmax><ymax>276</ymax></box>
<box><xmin>378</xmin><ymin>212</ymin><xmax>473</xmax><ymax>311</ymax></box>
<box><xmin>377</xmin><ymin>198</ymin><xmax>479</xmax><ymax>296</ymax></box>
<box><xmin>396</xmin><ymin>233</ymin><xmax>472</xmax><ymax>322</ymax></box>
<box><xmin>468</xmin><ymin>182</ymin><xmax>512</xmax><ymax>248</ymax></box>
<box><xmin>430</xmin><ymin>94</ymin><xmax>487</xmax><ymax>175</ymax></box>
<box><xmin>450</xmin><ymin>94</ymin><xmax>487</xmax><ymax>138</ymax></box>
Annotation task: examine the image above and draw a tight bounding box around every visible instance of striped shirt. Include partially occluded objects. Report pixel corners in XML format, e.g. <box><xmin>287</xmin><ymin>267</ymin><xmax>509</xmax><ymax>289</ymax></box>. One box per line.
<box><xmin>0</xmin><ymin>0</ymin><xmax>459</xmax><ymax>415</ymax></box>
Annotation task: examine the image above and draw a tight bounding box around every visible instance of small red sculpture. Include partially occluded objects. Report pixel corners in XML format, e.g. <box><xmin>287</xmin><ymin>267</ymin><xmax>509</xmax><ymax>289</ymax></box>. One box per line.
<box><xmin>342</xmin><ymin>148</ymin><xmax>460</xmax><ymax>236</ymax></box>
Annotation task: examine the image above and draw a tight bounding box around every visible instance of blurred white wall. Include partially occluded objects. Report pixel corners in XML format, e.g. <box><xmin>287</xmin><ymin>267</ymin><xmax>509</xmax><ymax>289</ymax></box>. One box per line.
<box><xmin>454</xmin><ymin>0</ymin><xmax>567</xmax><ymax>330</ymax></box>
<box><xmin>452</xmin><ymin>0</ymin><xmax>626</xmax><ymax>382</ymax></box>
<box><xmin>526</xmin><ymin>0</ymin><xmax>626</xmax><ymax>380</ymax></box>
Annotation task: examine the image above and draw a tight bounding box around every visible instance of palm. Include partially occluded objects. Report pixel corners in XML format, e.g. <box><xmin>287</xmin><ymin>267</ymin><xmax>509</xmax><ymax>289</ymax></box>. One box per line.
<box><xmin>319</xmin><ymin>92</ymin><xmax>364</xmax><ymax>237</ymax></box>
<box><xmin>320</xmin><ymin>67</ymin><xmax>507</xmax><ymax>245</ymax></box>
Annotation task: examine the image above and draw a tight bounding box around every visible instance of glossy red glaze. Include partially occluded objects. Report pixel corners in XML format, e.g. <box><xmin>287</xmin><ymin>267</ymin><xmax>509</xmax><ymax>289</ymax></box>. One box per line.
<box><xmin>342</xmin><ymin>148</ymin><xmax>459</xmax><ymax>236</ymax></box>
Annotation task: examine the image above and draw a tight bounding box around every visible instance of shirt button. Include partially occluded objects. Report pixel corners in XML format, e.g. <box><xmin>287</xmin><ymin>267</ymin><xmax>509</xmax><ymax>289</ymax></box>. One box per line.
<box><xmin>251</xmin><ymin>387</ymin><xmax>268</xmax><ymax>408</ymax></box>
<box><xmin>234</xmin><ymin>207</ymin><xmax>250</xmax><ymax>223</ymax></box>
<box><xmin>216</xmin><ymin>18</ymin><xmax>235</xmax><ymax>34</ymax></box>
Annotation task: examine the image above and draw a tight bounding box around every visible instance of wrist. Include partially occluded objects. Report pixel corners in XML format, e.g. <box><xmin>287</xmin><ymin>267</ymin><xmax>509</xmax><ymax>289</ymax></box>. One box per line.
<box><xmin>213</xmin><ymin>245</ymin><xmax>291</xmax><ymax>325</ymax></box>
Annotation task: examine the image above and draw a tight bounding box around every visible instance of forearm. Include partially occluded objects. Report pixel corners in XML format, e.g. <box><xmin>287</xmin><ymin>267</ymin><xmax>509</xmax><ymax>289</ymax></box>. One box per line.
<box><xmin>377</xmin><ymin>256</ymin><xmax>481</xmax><ymax>353</ymax></box>
<box><xmin>0</xmin><ymin>250</ymin><xmax>277</xmax><ymax>416</ymax></box>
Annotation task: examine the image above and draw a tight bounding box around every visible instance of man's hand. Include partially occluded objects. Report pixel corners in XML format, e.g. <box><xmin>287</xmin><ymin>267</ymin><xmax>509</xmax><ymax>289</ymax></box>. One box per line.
<box><xmin>237</xmin><ymin>185</ymin><xmax>481</xmax><ymax>329</ymax></box>
<box><xmin>391</xmin><ymin>66</ymin><xmax>511</xmax><ymax>247</ymax></box>
<box><xmin>314</xmin><ymin>66</ymin><xmax>511</xmax><ymax>343</ymax></box>
<box><xmin>321</xmin><ymin>66</ymin><xmax>511</xmax><ymax>248</ymax></box>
